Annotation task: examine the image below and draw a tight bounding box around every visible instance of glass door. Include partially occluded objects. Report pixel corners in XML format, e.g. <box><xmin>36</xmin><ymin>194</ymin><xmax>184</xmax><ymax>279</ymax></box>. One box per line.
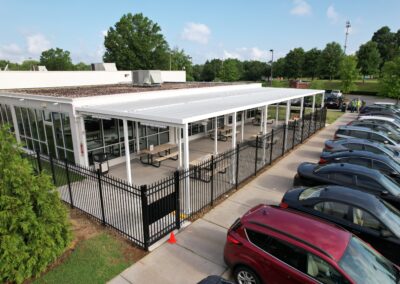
<box><xmin>45</xmin><ymin>124</ymin><xmax>58</xmax><ymax>159</ymax></box>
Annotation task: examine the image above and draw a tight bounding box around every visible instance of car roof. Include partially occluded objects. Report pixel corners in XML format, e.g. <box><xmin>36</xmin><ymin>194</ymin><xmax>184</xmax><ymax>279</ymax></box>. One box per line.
<box><xmin>338</xmin><ymin>125</ymin><xmax>390</xmax><ymax>136</ymax></box>
<box><xmin>359</xmin><ymin>116</ymin><xmax>395</xmax><ymax>122</ymax></box>
<box><xmin>316</xmin><ymin>162</ymin><xmax>382</xmax><ymax>178</ymax></box>
<box><xmin>242</xmin><ymin>205</ymin><xmax>351</xmax><ymax>261</ymax></box>
<box><xmin>306</xmin><ymin>186</ymin><xmax>385</xmax><ymax>215</ymax></box>
<box><xmin>330</xmin><ymin>138</ymin><xmax>382</xmax><ymax>146</ymax></box>
<box><xmin>322</xmin><ymin>149</ymin><xmax>392</xmax><ymax>162</ymax></box>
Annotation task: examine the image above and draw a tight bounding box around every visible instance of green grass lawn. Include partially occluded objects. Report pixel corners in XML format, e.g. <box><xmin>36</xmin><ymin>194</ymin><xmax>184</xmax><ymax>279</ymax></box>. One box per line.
<box><xmin>326</xmin><ymin>110</ymin><xmax>344</xmax><ymax>124</ymax></box>
<box><xmin>33</xmin><ymin>233</ymin><xmax>138</xmax><ymax>284</ymax></box>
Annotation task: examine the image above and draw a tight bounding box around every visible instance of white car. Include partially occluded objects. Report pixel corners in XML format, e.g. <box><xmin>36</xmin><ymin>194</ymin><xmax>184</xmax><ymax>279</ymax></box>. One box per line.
<box><xmin>331</xmin><ymin>90</ymin><xmax>342</xmax><ymax>97</ymax></box>
<box><xmin>358</xmin><ymin>115</ymin><xmax>400</xmax><ymax>131</ymax></box>
<box><xmin>374</xmin><ymin>102</ymin><xmax>397</xmax><ymax>106</ymax></box>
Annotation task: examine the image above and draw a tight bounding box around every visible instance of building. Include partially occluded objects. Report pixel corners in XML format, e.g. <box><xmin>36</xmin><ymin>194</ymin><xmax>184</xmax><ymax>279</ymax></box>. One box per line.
<box><xmin>0</xmin><ymin>70</ymin><xmax>324</xmax><ymax>185</ymax></box>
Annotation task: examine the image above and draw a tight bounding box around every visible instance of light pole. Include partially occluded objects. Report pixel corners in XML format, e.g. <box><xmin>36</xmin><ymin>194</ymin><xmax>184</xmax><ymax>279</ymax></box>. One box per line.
<box><xmin>269</xmin><ymin>49</ymin><xmax>274</xmax><ymax>86</ymax></box>
<box><xmin>344</xmin><ymin>21</ymin><xmax>351</xmax><ymax>54</ymax></box>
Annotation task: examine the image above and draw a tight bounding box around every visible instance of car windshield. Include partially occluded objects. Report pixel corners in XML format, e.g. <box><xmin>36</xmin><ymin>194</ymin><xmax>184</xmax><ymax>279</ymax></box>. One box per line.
<box><xmin>388</xmin><ymin>133</ymin><xmax>400</xmax><ymax>144</ymax></box>
<box><xmin>339</xmin><ymin>237</ymin><xmax>399</xmax><ymax>284</ymax></box>
<box><xmin>379</xmin><ymin>200</ymin><xmax>400</xmax><ymax>237</ymax></box>
<box><xmin>299</xmin><ymin>187</ymin><xmax>324</xmax><ymax>200</ymax></box>
<box><xmin>382</xmin><ymin>144</ymin><xmax>400</xmax><ymax>157</ymax></box>
<box><xmin>380</xmin><ymin>175</ymin><xmax>400</xmax><ymax>196</ymax></box>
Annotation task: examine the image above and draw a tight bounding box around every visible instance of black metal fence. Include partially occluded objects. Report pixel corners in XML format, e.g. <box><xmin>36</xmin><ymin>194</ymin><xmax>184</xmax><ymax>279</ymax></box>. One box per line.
<box><xmin>23</xmin><ymin>108</ymin><xmax>326</xmax><ymax>250</ymax></box>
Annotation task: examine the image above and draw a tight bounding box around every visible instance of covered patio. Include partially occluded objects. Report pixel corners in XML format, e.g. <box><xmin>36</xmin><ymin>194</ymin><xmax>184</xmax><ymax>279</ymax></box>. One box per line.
<box><xmin>76</xmin><ymin>85</ymin><xmax>324</xmax><ymax>186</ymax></box>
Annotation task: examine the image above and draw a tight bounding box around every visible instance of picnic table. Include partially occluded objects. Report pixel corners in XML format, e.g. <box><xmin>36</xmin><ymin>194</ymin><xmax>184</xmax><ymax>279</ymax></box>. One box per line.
<box><xmin>208</xmin><ymin>126</ymin><xmax>240</xmax><ymax>141</ymax></box>
<box><xmin>139</xmin><ymin>143</ymin><xmax>178</xmax><ymax>167</ymax></box>
<box><xmin>189</xmin><ymin>153</ymin><xmax>229</xmax><ymax>182</ymax></box>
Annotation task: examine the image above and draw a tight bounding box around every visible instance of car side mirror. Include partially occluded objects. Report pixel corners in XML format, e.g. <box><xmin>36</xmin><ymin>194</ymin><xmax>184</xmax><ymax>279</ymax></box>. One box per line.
<box><xmin>380</xmin><ymin>230</ymin><xmax>392</xmax><ymax>238</ymax></box>
<box><xmin>390</xmin><ymin>172</ymin><xmax>399</xmax><ymax>177</ymax></box>
<box><xmin>384</xmin><ymin>141</ymin><xmax>389</xmax><ymax>144</ymax></box>
<box><xmin>381</xmin><ymin>190</ymin><xmax>389</xmax><ymax>196</ymax></box>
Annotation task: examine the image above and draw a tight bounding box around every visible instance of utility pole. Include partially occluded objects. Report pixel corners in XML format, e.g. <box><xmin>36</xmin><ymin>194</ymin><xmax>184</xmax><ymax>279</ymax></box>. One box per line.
<box><xmin>269</xmin><ymin>49</ymin><xmax>274</xmax><ymax>86</ymax></box>
<box><xmin>344</xmin><ymin>21</ymin><xmax>351</xmax><ymax>54</ymax></box>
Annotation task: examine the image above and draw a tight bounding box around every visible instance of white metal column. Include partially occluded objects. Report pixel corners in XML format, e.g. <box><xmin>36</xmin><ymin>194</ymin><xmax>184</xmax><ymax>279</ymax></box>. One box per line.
<box><xmin>178</xmin><ymin>127</ymin><xmax>183</xmax><ymax>168</ymax></box>
<box><xmin>183</xmin><ymin>123</ymin><xmax>191</xmax><ymax>213</ymax></box>
<box><xmin>232</xmin><ymin>112</ymin><xmax>237</xmax><ymax>184</ymax></box>
<box><xmin>259</xmin><ymin>108</ymin><xmax>264</xmax><ymax>133</ymax></box>
<box><xmin>241</xmin><ymin>112</ymin><xmax>245</xmax><ymax>142</ymax></box>
<box><xmin>135</xmin><ymin>122</ymin><xmax>140</xmax><ymax>153</ymax></box>
<box><xmin>312</xmin><ymin>95</ymin><xmax>316</xmax><ymax>113</ymax></box>
<box><xmin>262</xmin><ymin>105</ymin><xmax>268</xmax><ymax>163</ymax></box>
<box><xmin>214</xmin><ymin>117</ymin><xmax>218</xmax><ymax>155</ymax></box>
<box><xmin>321</xmin><ymin>92</ymin><xmax>325</xmax><ymax>108</ymax></box>
<box><xmin>123</xmin><ymin>119</ymin><xmax>132</xmax><ymax>184</ymax></box>
<box><xmin>300</xmin><ymin>97</ymin><xmax>304</xmax><ymax>118</ymax></box>
<box><xmin>284</xmin><ymin>100</ymin><xmax>291</xmax><ymax>151</ymax></box>
<box><xmin>10</xmin><ymin>105</ymin><xmax>21</xmax><ymax>143</ymax></box>
<box><xmin>275</xmin><ymin>103</ymin><xmax>279</xmax><ymax>127</ymax></box>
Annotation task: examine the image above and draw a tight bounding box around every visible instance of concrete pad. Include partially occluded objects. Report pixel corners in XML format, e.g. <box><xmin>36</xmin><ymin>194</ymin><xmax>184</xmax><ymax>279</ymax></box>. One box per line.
<box><xmin>221</xmin><ymin>268</ymin><xmax>234</xmax><ymax>281</ymax></box>
<box><xmin>107</xmin><ymin>275</ymin><xmax>131</xmax><ymax>284</ymax></box>
<box><xmin>175</xmin><ymin>219</ymin><xmax>228</xmax><ymax>267</ymax></box>
<box><xmin>203</xmin><ymin>199</ymin><xmax>251</xmax><ymax>229</ymax></box>
<box><xmin>228</xmin><ymin>186</ymin><xmax>283</xmax><ymax>207</ymax></box>
<box><xmin>121</xmin><ymin>243</ymin><xmax>225</xmax><ymax>284</ymax></box>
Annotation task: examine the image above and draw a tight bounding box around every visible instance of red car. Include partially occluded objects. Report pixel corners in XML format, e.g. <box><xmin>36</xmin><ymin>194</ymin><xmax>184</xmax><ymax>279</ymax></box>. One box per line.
<box><xmin>223</xmin><ymin>204</ymin><xmax>399</xmax><ymax>284</ymax></box>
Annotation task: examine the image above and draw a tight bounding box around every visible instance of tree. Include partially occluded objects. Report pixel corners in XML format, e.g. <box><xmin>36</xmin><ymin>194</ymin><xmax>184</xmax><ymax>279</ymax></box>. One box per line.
<box><xmin>380</xmin><ymin>57</ymin><xmax>400</xmax><ymax>102</ymax></box>
<box><xmin>356</xmin><ymin>41</ymin><xmax>381</xmax><ymax>82</ymax></box>
<box><xmin>0</xmin><ymin>125</ymin><xmax>71</xmax><ymax>283</ymax></box>
<box><xmin>283</xmin><ymin>48</ymin><xmax>305</xmax><ymax>79</ymax></box>
<box><xmin>103</xmin><ymin>13</ymin><xmax>169</xmax><ymax>70</ymax></box>
<box><xmin>74</xmin><ymin>62</ymin><xmax>91</xmax><ymax>71</ymax></box>
<box><xmin>20</xmin><ymin>60</ymin><xmax>40</xmax><ymax>70</ymax></box>
<box><xmin>272</xmin><ymin>57</ymin><xmax>286</xmax><ymax>78</ymax></box>
<box><xmin>339</xmin><ymin>55</ymin><xmax>359</xmax><ymax>93</ymax></box>
<box><xmin>319</xmin><ymin>42</ymin><xmax>343</xmax><ymax>80</ymax></box>
<box><xmin>201</xmin><ymin>59</ymin><xmax>223</xmax><ymax>81</ymax></box>
<box><xmin>371</xmin><ymin>26</ymin><xmax>399</xmax><ymax>68</ymax></box>
<box><xmin>169</xmin><ymin>48</ymin><xmax>193</xmax><ymax>80</ymax></box>
<box><xmin>40</xmin><ymin>48</ymin><xmax>73</xmax><ymax>70</ymax></box>
<box><xmin>192</xmin><ymin>64</ymin><xmax>203</xmax><ymax>81</ymax></box>
<box><xmin>303</xmin><ymin>48</ymin><xmax>321</xmax><ymax>80</ymax></box>
<box><xmin>242</xmin><ymin>60</ymin><xmax>268</xmax><ymax>81</ymax></box>
<box><xmin>221</xmin><ymin>59</ymin><xmax>242</xmax><ymax>82</ymax></box>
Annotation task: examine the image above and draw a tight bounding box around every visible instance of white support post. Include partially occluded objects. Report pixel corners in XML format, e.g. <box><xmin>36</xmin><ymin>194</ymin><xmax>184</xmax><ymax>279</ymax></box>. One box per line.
<box><xmin>183</xmin><ymin>123</ymin><xmax>191</xmax><ymax>214</ymax></box>
<box><xmin>135</xmin><ymin>122</ymin><xmax>140</xmax><ymax>153</ymax></box>
<box><xmin>263</xmin><ymin>105</ymin><xmax>268</xmax><ymax>164</ymax></box>
<box><xmin>312</xmin><ymin>95</ymin><xmax>316</xmax><ymax>113</ymax></box>
<box><xmin>284</xmin><ymin>100</ymin><xmax>291</xmax><ymax>151</ymax></box>
<box><xmin>321</xmin><ymin>92</ymin><xmax>325</xmax><ymax>108</ymax></box>
<box><xmin>241</xmin><ymin>112</ymin><xmax>245</xmax><ymax>142</ymax></box>
<box><xmin>259</xmin><ymin>108</ymin><xmax>264</xmax><ymax>133</ymax></box>
<box><xmin>123</xmin><ymin>119</ymin><xmax>132</xmax><ymax>184</ymax></box>
<box><xmin>300</xmin><ymin>97</ymin><xmax>304</xmax><ymax>118</ymax></box>
<box><xmin>10</xmin><ymin>105</ymin><xmax>21</xmax><ymax>143</ymax></box>
<box><xmin>214</xmin><ymin>117</ymin><xmax>218</xmax><ymax>155</ymax></box>
<box><xmin>178</xmin><ymin>127</ymin><xmax>183</xmax><ymax>168</ymax></box>
<box><xmin>232</xmin><ymin>112</ymin><xmax>237</xmax><ymax>184</ymax></box>
<box><xmin>77</xmin><ymin>116</ymin><xmax>89</xmax><ymax>166</ymax></box>
<box><xmin>275</xmin><ymin>103</ymin><xmax>279</xmax><ymax>127</ymax></box>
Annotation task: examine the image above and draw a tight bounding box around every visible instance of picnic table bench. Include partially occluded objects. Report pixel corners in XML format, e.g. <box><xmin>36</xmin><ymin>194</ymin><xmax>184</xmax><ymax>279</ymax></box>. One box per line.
<box><xmin>139</xmin><ymin>143</ymin><xmax>178</xmax><ymax>167</ymax></box>
<box><xmin>189</xmin><ymin>154</ymin><xmax>230</xmax><ymax>182</ymax></box>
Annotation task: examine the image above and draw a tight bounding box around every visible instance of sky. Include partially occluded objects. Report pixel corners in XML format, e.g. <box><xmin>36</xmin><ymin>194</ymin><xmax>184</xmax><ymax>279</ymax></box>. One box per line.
<box><xmin>0</xmin><ymin>0</ymin><xmax>399</xmax><ymax>65</ymax></box>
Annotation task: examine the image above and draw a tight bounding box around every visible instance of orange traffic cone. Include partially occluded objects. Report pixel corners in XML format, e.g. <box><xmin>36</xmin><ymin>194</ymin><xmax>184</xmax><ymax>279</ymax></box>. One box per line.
<box><xmin>168</xmin><ymin>232</ymin><xmax>177</xmax><ymax>244</ymax></box>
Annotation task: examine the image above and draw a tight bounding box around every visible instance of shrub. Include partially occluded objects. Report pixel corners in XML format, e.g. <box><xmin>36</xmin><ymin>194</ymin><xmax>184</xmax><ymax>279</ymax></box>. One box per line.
<box><xmin>0</xmin><ymin>125</ymin><xmax>71</xmax><ymax>283</ymax></box>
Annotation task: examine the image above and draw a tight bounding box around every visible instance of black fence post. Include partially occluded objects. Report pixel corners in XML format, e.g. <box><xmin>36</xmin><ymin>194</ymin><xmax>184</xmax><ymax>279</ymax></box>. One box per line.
<box><xmin>292</xmin><ymin>120</ymin><xmax>296</xmax><ymax>150</ymax></box>
<box><xmin>210</xmin><ymin>155</ymin><xmax>215</xmax><ymax>206</ymax></box>
<box><xmin>308</xmin><ymin>113</ymin><xmax>312</xmax><ymax>138</ymax></box>
<box><xmin>96</xmin><ymin>168</ymin><xmax>106</xmax><ymax>226</ymax></box>
<box><xmin>174</xmin><ymin>171</ymin><xmax>181</xmax><ymax>230</ymax></box>
<box><xmin>64</xmin><ymin>159</ymin><xmax>74</xmax><ymax>209</ymax></box>
<box><xmin>254</xmin><ymin>136</ymin><xmax>259</xmax><ymax>176</ymax></box>
<box><xmin>235</xmin><ymin>143</ymin><xmax>240</xmax><ymax>189</ymax></box>
<box><xmin>49</xmin><ymin>155</ymin><xmax>57</xmax><ymax>185</ymax></box>
<box><xmin>36</xmin><ymin>150</ymin><xmax>42</xmax><ymax>173</ymax></box>
<box><xmin>282</xmin><ymin>125</ymin><xmax>287</xmax><ymax>156</ymax></box>
<box><xmin>141</xmin><ymin>185</ymin><xmax>150</xmax><ymax>250</ymax></box>
<box><xmin>269</xmin><ymin>129</ymin><xmax>274</xmax><ymax>165</ymax></box>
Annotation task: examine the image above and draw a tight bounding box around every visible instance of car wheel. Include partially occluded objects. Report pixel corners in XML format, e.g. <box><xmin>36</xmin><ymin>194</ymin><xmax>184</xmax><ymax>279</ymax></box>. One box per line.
<box><xmin>234</xmin><ymin>266</ymin><xmax>261</xmax><ymax>284</ymax></box>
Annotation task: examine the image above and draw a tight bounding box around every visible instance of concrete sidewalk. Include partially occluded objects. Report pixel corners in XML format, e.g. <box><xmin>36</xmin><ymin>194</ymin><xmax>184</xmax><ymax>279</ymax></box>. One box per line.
<box><xmin>108</xmin><ymin>112</ymin><xmax>356</xmax><ymax>284</ymax></box>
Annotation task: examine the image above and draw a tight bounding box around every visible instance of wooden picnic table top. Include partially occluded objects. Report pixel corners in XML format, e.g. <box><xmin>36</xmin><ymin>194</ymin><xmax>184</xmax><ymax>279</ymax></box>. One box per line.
<box><xmin>190</xmin><ymin>153</ymin><xmax>213</xmax><ymax>166</ymax></box>
<box><xmin>140</xmin><ymin>143</ymin><xmax>177</xmax><ymax>155</ymax></box>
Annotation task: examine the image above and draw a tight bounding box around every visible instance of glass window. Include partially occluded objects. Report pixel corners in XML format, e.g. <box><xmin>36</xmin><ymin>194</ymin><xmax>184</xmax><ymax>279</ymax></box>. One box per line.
<box><xmin>147</xmin><ymin>126</ymin><xmax>158</xmax><ymax>135</ymax></box>
<box><xmin>52</xmin><ymin>112</ymin><xmax>64</xmax><ymax>147</ymax></box>
<box><xmin>306</xmin><ymin>253</ymin><xmax>350</xmax><ymax>284</ymax></box>
<box><xmin>314</xmin><ymin>201</ymin><xmax>350</xmax><ymax>220</ymax></box>
<box><xmin>28</xmin><ymin>109</ymin><xmax>38</xmax><ymax>140</ymax></box>
<box><xmin>35</xmin><ymin>110</ymin><xmax>45</xmax><ymax>142</ymax></box>
<box><xmin>356</xmin><ymin>176</ymin><xmax>383</xmax><ymax>191</ymax></box>
<box><xmin>159</xmin><ymin>132</ymin><xmax>169</xmax><ymax>144</ymax></box>
<box><xmin>352</xmin><ymin>208</ymin><xmax>384</xmax><ymax>231</ymax></box>
<box><xmin>370</xmin><ymin>133</ymin><xmax>388</xmax><ymax>143</ymax></box>
<box><xmin>345</xmin><ymin>143</ymin><xmax>363</xmax><ymax>151</ymax></box>
<box><xmin>347</xmin><ymin>158</ymin><xmax>371</xmax><ymax>168</ymax></box>
<box><xmin>364</xmin><ymin>145</ymin><xmax>383</xmax><ymax>154</ymax></box>
<box><xmin>372</xmin><ymin>161</ymin><xmax>393</xmax><ymax>174</ymax></box>
<box><xmin>15</xmin><ymin>107</ymin><xmax>25</xmax><ymax>136</ymax></box>
<box><xmin>85</xmin><ymin>117</ymin><xmax>103</xmax><ymax>150</ymax></box>
<box><xmin>62</xmin><ymin>113</ymin><xmax>73</xmax><ymax>150</ymax></box>
<box><xmin>299</xmin><ymin>187</ymin><xmax>324</xmax><ymax>200</ymax></box>
<box><xmin>333</xmin><ymin>172</ymin><xmax>354</xmax><ymax>185</ymax></box>
<box><xmin>351</xmin><ymin>130</ymin><xmax>368</xmax><ymax>139</ymax></box>
<box><xmin>147</xmin><ymin>134</ymin><xmax>158</xmax><ymax>147</ymax></box>
<box><xmin>103</xmin><ymin>119</ymin><xmax>119</xmax><ymax>146</ymax></box>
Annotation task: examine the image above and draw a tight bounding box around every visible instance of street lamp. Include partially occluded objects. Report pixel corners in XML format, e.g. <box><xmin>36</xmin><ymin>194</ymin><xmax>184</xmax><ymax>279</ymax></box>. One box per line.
<box><xmin>269</xmin><ymin>49</ymin><xmax>274</xmax><ymax>86</ymax></box>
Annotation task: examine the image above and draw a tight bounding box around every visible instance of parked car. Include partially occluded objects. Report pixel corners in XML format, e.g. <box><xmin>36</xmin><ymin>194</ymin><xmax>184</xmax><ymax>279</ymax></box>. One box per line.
<box><xmin>293</xmin><ymin>162</ymin><xmax>400</xmax><ymax>210</ymax></box>
<box><xmin>325</xmin><ymin>94</ymin><xmax>343</xmax><ymax>109</ymax></box>
<box><xmin>197</xmin><ymin>276</ymin><xmax>234</xmax><ymax>284</ymax></box>
<box><xmin>281</xmin><ymin>185</ymin><xmax>400</xmax><ymax>264</ymax></box>
<box><xmin>334</xmin><ymin>125</ymin><xmax>400</xmax><ymax>149</ymax></box>
<box><xmin>360</xmin><ymin>105</ymin><xmax>400</xmax><ymax>114</ymax></box>
<box><xmin>223</xmin><ymin>204</ymin><xmax>400</xmax><ymax>284</ymax></box>
<box><xmin>347</xmin><ymin>120</ymin><xmax>400</xmax><ymax>136</ymax></box>
<box><xmin>324</xmin><ymin>138</ymin><xmax>400</xmax><ymax>162</ymax></box>
<box><xmin>319</xmin><ymin>150</ymin><xmax>400</xmax><ymax>181</ymax></box>
<box><xmin>359</xmin><ymin>110</ymin><xmax>400</xmax><ymax>120</ymax></box>
<box><xmin>358</xmin><ymin>116</ymin><xmax>400</xmax><ymax>130</ymax></box>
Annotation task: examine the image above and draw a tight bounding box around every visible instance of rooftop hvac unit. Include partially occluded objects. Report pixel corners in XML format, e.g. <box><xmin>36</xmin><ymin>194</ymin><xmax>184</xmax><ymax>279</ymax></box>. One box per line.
<box><xmin>132</xmin><ymin>70</ymin><xmax>163</xmax><ymax>86</ymax></box>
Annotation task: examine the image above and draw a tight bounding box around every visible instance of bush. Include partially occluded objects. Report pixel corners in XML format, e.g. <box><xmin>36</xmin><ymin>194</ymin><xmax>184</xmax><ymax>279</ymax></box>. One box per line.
<box><xmin>0</xmin><ymin>125</ymin><xmax>71</xmax><ymax>283</ymax></box>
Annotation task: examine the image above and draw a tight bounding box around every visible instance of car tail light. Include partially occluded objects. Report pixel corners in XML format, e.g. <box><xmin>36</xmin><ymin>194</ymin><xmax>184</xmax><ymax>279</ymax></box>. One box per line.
<box><xmin>279</xmin><ymin>202</ymin><xmax>289</xmax><ymax>209</ymax></box>
<box><xmin>346</xmin><ymin>121</ymin><xmax>353</xmax><ymax>125</ymax></box>
<box><xmin>319</xmin><ymin>158</ymin><xmax>328</xmax><ymax>164</ymax></box>
<box><xmin>325</xmin><ymin>144</ymin><xmax>333</xmax><ymax>150</ymax></box>
<box><xmin>227</xmin><ymin>234</ymin><xmax>241</xmax><ymax>245</ymax></box>
<box><xmin>333</xmin><ymin>133</ymin><xmax>338</xmax><ymax>139</ymax></box>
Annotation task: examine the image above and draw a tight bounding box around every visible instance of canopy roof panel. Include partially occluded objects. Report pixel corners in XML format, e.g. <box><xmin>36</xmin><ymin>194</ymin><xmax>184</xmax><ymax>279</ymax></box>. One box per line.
<box><xmin>76</xmin><ymin>86</ymin><xmax>324</xmax><ymax>126</ymax></box>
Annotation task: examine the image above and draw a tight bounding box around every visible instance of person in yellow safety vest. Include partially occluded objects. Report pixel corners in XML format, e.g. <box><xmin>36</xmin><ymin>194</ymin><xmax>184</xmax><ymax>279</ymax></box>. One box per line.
<box><xmin>356</xmin><ymin>98</ymin><xmax>362</xmax><ymax>113</ymax></box>
<box><xmin>350</xmin><ymin>100</ymin><xmax>356</xmax><ymax>113</ymax></box>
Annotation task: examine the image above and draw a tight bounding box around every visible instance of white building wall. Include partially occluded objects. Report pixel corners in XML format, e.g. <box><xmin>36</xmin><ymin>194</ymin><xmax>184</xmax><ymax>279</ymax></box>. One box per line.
<box><xmin>0</xmin><ymin>70</ymin><xmax>186</xmax><ymax>89</ymax></box>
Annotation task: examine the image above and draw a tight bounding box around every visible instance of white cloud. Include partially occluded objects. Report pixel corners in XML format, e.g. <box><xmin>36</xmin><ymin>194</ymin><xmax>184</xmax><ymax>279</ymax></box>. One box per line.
<box><xmin>0</xmin><ymin>43</ymin><xmax>25</xmax><ymax>63</ymax></box>
<box><xmin>181</xmin><ymin>22</ymin><xmax>211</xmax><ymax>44</ymax></box>
<box><xmin>327</xmin><ymin>5</ymin><xmax>339</xmax><ymax>23</ymax></box>
<box><xmin>101</xmin><ymin>30</ymin><xmax>108</xmax><ymax>37</ymax></box>
<box><xmin>26</xmin><ymin>33</ymin><xmax>50</xmax><ymax>54</ymax></box>
<box><xmin>290</xmin><ymin>0</ymin><xmax>311</xmax><ymax>16</ymax></box>
<box><xmin>223</xmin><ymin>50</ymin><xmax>241</xmax><ymax>59</ymax></box>
<box><xmin>220</xmin><ymin>47</ymin><xmax>271</xmax><ymax>61</ymax></box>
